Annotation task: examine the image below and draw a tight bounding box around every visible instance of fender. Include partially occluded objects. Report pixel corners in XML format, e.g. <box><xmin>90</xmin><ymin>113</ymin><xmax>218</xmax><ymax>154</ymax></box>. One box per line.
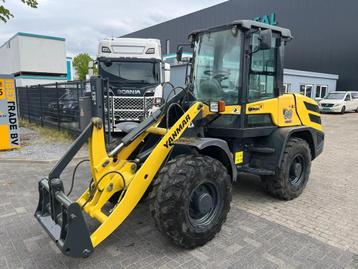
<box><xmin>173</xmin><ymin>137</ymin><xmax>238</xmax><ymax>181</ymax></box>
<box><xmin>251</xmin><ymin>126</ymin><xmax>324</xmax><ymax>172</ymax></box>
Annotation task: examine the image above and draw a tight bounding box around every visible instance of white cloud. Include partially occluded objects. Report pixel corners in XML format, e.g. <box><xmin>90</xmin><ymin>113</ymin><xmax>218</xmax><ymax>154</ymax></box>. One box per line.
<box><xmin>0</xmin><ymin>0</ymin><xmax>226</xmax><ymax>57</ymax></box>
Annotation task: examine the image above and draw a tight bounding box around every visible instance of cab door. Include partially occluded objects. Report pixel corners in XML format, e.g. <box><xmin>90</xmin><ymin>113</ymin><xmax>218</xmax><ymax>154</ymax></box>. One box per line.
<box><xmin>245</xmin><ymin>32</ymin><xmax>280</xmax><ymax>126</ymax></box>
<box><xmin>344</xmin><ymin>93</ymin><xmax>354</xmax><ymax>111</ymax></box>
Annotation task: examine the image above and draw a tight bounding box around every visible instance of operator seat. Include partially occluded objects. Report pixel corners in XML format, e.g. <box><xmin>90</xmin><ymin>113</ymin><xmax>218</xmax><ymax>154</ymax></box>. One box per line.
<box><xmin>199</xmin><ymin>79</ymin><xmax>223</xmax><ymax>99</ymax></box>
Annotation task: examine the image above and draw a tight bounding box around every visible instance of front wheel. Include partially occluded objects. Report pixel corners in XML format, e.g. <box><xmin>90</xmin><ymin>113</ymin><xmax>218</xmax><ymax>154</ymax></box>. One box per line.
<box><xmin>262</xmin><ymin>137</ymin><xmax>311</xmax><ymax>200</ymax></box>
<box><xmin>149</xmin><ymin>155</ymin><xmax>232</xmax><ymax>248</ymax></box>
<box><xmin>341</xmin><ymin>106</ymin><xmax>346</xmax><ymax>114</ymax></box>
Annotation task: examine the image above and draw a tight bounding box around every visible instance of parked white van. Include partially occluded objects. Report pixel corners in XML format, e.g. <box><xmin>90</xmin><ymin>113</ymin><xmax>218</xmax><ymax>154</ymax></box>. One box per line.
<box><xmin>319</xmin><ymin>91</ymin><xmax>358</xmax><ymax>113</ymax></box>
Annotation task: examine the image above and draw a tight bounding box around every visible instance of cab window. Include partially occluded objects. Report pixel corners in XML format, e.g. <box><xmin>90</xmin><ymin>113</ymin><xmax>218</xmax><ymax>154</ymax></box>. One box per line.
<box><xmin>345</xmin><ymin>94</ymin><xmax>351</xmax><ymax>101</ymax></box>
<box><xmin>248</xmin><ymin>34</ymin><xmax>278</xmax><ymax>102</ymax></box>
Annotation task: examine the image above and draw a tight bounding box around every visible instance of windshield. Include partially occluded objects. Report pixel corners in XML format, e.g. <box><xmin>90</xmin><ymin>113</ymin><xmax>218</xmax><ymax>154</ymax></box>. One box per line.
<box><xmin>192</xmin><ymin>29</ymin><xmax>242</xmax><ymax>105</ymax></box>
<box><xmin>59</xmin><ymin>91</ymin><xmax>77</xmax><ymax>101</ymax></box>
<box><xmin>99</xmin><ymin>61</ymin><xmax>160</xmax><ymax>85</ymax></box>
<box><xmin>324</xmin><ymin>92</ymin><xmax>346</xmax><ymax>100</ymax></box>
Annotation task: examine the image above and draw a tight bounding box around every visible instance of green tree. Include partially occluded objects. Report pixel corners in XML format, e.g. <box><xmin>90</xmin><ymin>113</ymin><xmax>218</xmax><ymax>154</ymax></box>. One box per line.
<box><xmin>73</xmin><ymin>53</ymin><xmax>96</xmax><ymax>81</ymax></box>
<box><xmin>1</xmin><ymin>0</ymin><xmax>38</xmax><ymax>22</ymax></box>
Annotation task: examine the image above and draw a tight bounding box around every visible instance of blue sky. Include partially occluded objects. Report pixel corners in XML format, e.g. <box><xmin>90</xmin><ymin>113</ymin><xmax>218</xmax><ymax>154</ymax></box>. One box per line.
<box><xmin>0</xmin><ymin>0</ymin><xmax>225</xmax><ymax>57</ymax></box>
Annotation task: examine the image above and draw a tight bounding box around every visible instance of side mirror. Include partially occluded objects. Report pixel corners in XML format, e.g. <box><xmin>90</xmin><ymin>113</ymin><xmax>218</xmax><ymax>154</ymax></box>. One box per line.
<box><xmin>88</xmin><ymin>61</ymin><xmax>94</xmax><ymax>76</ymax></box>
<box><xmin>176</xmin><ymin>46</ymin><xmax>183</xmax><ymax>62</ymax></box>
<box><xmin>258</xmin><ymin>29</ymin><xmax>273</xmax><ymax>50</ymax></box>
<box><xmin>163</xmin><ymin>63</ymin><xmax>171</xmax><ymax>83</ymax></box>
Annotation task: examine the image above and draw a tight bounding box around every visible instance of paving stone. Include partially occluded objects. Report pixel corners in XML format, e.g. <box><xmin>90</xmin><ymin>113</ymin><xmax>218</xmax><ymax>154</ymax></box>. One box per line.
<box><xmin>0</xmin><ymin>114</ymin><xmax>357</xmax><ymax>268</ymax></box>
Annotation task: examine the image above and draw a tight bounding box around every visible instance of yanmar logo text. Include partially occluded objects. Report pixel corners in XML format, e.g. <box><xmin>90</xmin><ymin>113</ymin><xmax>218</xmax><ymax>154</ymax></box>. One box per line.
<box><xmin>163</xmin><ymin>115</ymin><xmax>191</xmax><ymax>148</ymax></box>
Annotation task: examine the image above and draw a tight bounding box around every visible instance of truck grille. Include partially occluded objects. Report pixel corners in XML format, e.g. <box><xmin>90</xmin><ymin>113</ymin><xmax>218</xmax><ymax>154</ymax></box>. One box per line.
<box><xmin>105</xmin><ymin>96</ymin><xmax>155</xmax><ymax>121</ymax></box>
<box><xmin>321</xmin><ymin>103</ymin><xmax>334</xmax><ymax>108</ymax></box>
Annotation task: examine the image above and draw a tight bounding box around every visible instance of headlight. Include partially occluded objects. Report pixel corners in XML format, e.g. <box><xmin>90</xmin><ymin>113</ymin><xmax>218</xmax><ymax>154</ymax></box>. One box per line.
<box><xmin>334</xmin><ymin>104</ymin><xmax>342</xmax><ymax>107</ymax></box>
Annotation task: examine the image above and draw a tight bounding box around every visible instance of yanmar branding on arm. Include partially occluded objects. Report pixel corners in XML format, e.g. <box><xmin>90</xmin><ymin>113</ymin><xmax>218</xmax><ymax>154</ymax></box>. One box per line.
<box><xmin>0</xmin><ymin>76</ymin><xmax>20</xmax><ymax>150</ymax></box>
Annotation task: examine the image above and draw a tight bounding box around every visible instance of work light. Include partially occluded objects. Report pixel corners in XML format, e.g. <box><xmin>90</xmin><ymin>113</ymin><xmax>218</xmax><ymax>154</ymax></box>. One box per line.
<box><xmin>101</xmin><ymin>46</ymin><xmax>111</xmax><ymax>53</ymax></box>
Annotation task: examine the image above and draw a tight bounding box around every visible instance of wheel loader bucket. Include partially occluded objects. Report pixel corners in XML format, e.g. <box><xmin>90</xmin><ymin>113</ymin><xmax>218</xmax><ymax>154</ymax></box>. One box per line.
<box><xmin>35</xmin><ymin>178</ymin><xmax>94</xmax><ymax>258</ymax></box>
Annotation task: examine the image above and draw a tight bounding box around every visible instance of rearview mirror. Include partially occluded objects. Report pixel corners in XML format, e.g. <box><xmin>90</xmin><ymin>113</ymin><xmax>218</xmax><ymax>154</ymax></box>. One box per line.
<box><xmin>258</xmin><ymin>29</ymin><xmax>273</xmax><ymax>50</ymax></box>
<box><xmin>176</xmin><ymin>46</ymin><xmax>183</xmax><ymax>62</ymax></box>
<box><xmin>88</xmin><ymin>61</ymin><xmax>94</xmax><ymax>76</ymax></box>
<box><xmin>163</xmin><ymin>63</ymin><xmax>171</xmax><ymax>83</ymax></box>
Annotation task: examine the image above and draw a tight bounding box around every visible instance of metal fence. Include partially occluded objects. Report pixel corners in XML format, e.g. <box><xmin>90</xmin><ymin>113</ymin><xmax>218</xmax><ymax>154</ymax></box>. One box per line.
<box><xmin>17</xmin><ymin>81</ymin><xmax>90</xmax><ymax>134</ymax></box>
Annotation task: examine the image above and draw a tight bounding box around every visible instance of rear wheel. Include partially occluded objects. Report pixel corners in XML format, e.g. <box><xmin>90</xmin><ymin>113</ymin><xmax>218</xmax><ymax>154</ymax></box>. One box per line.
<box><xmin>262</xmin><ymin>137</ymin><xmax>311</xmax><ymax>200</ymax></box>
<box><xmin>149</xmin><ymin>155</ymin><xmax>232</xmax><ymax>248</ymax></box>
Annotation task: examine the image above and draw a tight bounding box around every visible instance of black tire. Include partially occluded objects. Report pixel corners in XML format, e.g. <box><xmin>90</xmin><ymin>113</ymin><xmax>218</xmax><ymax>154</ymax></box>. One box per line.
<box><xmin>341</xmin><ymin>106</ymin><xmax>346</xmax><ymax>114</ymax></box>
<box><xmin>149</xmin><ymin>155</ymin><xmax>232</xmax><ymax>248</ymax></box>
<box><xmin>355</xmin><ymin>107</ymin><xmax>358</xmax><ymax>113</ymax></box>
<box><xmin>262</xmin><ymin>137</ymin><xmax>311</xmax><ymax>200</ymax></box>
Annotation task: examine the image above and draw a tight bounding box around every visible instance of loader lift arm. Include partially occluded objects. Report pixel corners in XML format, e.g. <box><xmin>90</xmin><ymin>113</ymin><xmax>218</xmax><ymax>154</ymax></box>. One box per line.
<box><xmin>35</xmin><ymin>98</ymin><xmax>204</xmax><ymax>257</ymax></box>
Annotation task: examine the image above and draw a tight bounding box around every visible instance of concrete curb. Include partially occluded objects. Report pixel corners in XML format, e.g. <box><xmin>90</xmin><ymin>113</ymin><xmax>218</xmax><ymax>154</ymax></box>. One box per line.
<box><xmin>0</xmin><ymin>156</ymin><xmax>88</xmax><ymax>164</ymax></box>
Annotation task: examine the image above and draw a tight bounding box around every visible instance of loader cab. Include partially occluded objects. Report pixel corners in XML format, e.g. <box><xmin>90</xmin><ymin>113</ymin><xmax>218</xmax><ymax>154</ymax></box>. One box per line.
<box><xmin>189</xmin><ymin>20</ymin><xmax>291</xmax><ymax>105</ymax></box>
<box><xmin>187</xmin><ymin>20</ymin><xmax>292</xmax><ymax>132</ymax></box>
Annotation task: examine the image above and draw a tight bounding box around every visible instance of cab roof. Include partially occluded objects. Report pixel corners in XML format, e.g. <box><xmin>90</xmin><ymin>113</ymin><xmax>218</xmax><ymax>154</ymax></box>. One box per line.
<box><xmin>189</xmin><ymin>19</ymin><xmax>293</xmax><ymax>39</ymax></box>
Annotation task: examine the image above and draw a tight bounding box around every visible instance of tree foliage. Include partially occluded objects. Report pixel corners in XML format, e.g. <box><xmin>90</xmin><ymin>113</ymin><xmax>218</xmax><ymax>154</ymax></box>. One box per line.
<box><xmin>73</xmin><ymin>53</ymin><xmax>96</xmax><ymax>81</ymax></box>
<box><xmin>0</xmin><ymin>0</ymin><xmax>38</xmax><ymax>22</ymax></box>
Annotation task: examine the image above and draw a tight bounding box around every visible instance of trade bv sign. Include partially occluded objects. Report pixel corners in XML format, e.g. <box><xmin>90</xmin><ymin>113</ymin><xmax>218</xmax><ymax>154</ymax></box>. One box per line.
<box><xmin>0</xmin><ymin>75</ymin><xmax>20</xmax><ymax>150</ymax></box>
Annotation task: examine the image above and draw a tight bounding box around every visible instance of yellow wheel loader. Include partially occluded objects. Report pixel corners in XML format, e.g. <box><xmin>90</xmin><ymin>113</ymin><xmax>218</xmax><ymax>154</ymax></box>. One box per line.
<box><xmin>35</xmin><ymin>20</ymin><xmax>324</xmax><ymax>257</ymax></box>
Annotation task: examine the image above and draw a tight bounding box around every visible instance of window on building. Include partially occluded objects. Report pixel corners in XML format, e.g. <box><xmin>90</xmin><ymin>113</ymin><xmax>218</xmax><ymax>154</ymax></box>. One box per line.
<box><xmin>166</xmin><ymin>39</ymin><xmax>170</xmax><ymax>55</ymax></box>
<box><xmin>316</xmin><ymin>85</ymin><xmax>327</xmax><ymax>99</ymax></box>
<box><xmin>283</xmin><ymin>83</ymin><xmax>291</xmax><ymax>93</ymax></box>
<box><xmin>300</xmin><ymin>84</ymin><xmax>313</xmax><ymax>98</ymax></box>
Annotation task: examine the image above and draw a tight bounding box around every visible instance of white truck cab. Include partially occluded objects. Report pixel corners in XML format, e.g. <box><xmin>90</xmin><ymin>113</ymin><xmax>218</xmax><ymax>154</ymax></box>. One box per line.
<box><xmin>97</xmin><ymin>38</ymin><xmax>170</xmax><ymax>131</ymax></box>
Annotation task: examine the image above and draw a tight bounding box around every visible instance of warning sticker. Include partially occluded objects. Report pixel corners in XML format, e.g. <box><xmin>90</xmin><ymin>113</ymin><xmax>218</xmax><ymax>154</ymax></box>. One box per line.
<box><xmin>234</xmin><ymin>151</ymin><xmax>243</xmax><ymax>164</ymax></box>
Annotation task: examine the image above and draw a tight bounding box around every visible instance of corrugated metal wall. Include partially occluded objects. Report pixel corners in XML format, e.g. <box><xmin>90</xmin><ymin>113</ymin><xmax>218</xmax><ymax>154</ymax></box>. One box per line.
<box><xmin>124</xmin><ymin>0</ymin><xmax>358</xmax><ymax>90</ymax></box>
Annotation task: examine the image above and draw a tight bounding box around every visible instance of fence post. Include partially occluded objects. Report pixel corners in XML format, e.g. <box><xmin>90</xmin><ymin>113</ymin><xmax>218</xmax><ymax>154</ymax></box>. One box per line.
<box><xmin>39</xmin><ymin>84</ymin><xmax>43</xmax><ymax>126</ymax></box>
<box><xmin>77</xmin><ymin>82</ymin><xmax>80</xmax><ymax>131</ymax></box>
<box><xmin>26</xmin><ymin>86</ymin><xmax>31</xmax><ymax>123</ymax></box>
<box><xmin>56</xmin><ymin>82</ymin><xmax>60</xmax><ymax>131</ymax></box>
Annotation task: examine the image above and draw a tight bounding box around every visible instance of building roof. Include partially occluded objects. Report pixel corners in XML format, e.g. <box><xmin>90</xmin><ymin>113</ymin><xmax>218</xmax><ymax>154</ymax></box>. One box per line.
<box><xmin>1</xmin><ymin>32</ymin><xmax>65</xmax><ymax>48</ymax></box>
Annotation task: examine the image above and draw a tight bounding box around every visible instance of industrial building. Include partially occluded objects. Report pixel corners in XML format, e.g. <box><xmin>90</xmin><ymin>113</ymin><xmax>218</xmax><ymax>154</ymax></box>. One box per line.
<box><xmin>125</xmin><ymin>0</ymin><xmax>356</xmax><ymax>96</ymax></box>
<box><xmin>0</xmin><ymin>32</ymin><xmax>72</xmax><ymax>86</ymax></box>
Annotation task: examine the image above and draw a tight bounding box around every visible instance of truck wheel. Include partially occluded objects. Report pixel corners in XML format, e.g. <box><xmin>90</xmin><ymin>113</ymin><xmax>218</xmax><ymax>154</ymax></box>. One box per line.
<box><xmin>149</xmin><ymin>155</ymin><xmax>232</xmax><ymax>248</ymax></box>
<box><xmin>341</xmin><ymin>106</ymin><xmax>346</xmax><ymax>114</ymax></box>
<box><xmin>262</xmin><ymin>138</ymin><xmax>311</xmax><ymax>200</ymax></box>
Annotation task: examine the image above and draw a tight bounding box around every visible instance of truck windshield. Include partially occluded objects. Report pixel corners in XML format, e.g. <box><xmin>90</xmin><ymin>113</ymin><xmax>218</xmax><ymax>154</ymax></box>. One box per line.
<box><xmin>100</xmin><ymin>61</ymin><xmax>160</xmax><ymax>85</ymax></box>
<box><xmin>192</xmin><ymin>29</ymin><xmax>242</xmax><ymax>105</ymax></box>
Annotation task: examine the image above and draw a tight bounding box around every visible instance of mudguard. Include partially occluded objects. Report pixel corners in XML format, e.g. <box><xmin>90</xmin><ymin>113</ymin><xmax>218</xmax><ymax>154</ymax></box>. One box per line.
<box><xmin>173</xmin><ymin>137</ymin><xmax>237</xmax><ymax>181</ymax></box>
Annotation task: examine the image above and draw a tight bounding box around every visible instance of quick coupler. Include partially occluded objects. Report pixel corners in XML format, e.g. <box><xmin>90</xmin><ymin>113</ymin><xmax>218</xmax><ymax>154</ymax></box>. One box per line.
<box><xmin>34</xmin><ymin>178</ymin><xmax>94</xmax><ymax>258</ymax></box>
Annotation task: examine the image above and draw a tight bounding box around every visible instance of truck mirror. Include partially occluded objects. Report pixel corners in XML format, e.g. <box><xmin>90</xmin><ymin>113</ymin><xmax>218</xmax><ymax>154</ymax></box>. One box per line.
<box><xmin>258</xmin><ymin>29</ymin><xmax>273</xmax><ymax>50</ymax></box>
<box><xmin>176</xmin><ymin>46</ymin><xmax>183</xmax><ymax>62</ymax></box>
<box><xmin>163</xmin><ymin>63</ymin><xmax>171</xmax><ymax>83</ymax></box>
<box><xmin>88</xmin><ymin>61</ymin><xmax>94</xmax><ymax>76</ymax></box>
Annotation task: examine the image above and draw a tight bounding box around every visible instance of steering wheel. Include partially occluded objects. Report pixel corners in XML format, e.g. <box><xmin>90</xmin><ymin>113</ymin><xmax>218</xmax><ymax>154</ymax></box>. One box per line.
<box><xmin>203</xmin><ymin>70</ymin><xmax>230</xmax><ymax>80</ymax></box>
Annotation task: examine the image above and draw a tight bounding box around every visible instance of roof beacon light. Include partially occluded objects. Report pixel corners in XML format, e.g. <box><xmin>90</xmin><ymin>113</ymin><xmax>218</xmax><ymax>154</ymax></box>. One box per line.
<box><xmin>146</xmin><ymin>48</ymin><xmax>155</xmax><ymax>54</ymax></box>
<box><xmin>101</xmin><ymin>46</ymin><xmax>111</xmax><ymax>53</ymax></box>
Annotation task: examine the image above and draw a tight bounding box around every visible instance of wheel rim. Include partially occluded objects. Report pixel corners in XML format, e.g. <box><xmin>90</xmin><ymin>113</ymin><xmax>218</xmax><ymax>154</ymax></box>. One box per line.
<box><xmin>188</xmin><ymin>182</ymin><xmax>221</xmax><ymax>226</ymax></box>
<box><xmin>289</xmin><ymin>154</ymin><xmax>305</xmax><ymax>187</ymax></box>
